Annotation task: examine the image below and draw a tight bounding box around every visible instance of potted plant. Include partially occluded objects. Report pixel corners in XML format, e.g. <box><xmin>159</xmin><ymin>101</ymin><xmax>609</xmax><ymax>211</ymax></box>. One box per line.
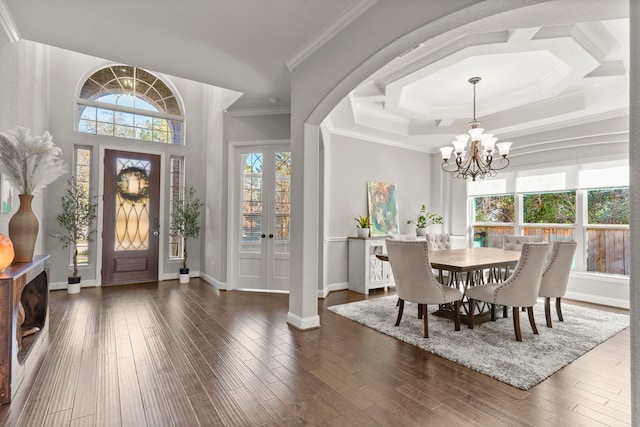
<box><xmin>51</xmin><ymin>177</ymin><xmax>98</xmax><ymax>294</ymax></box>
<box><xmin>170</xmin><ymin>185</ymin><xmax>204</xmax><ymax>283</ymax></box>
<box><xmin>407</xmin><ymin>204</ymin><xmax>443</xmax><ymax>236</ymax></box>
<box><xmin>354</xmin><ymin>214</ymin><xmax>370</xmax><ymax>238</ymax></box>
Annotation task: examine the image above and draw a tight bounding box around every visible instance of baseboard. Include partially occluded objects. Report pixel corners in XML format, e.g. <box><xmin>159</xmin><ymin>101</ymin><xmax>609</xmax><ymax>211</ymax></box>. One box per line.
<box><xmin>199</xmin><ymin>272</ymin><xmax>227</xmax><ymax>290</ymax></box>
<box><xmin>565</xmin><ymin>291</ymin><xmax>629</xmax><ymax>310</ymax></box>
<box><xmin>318</xmin><ymin>282</ymin><xmax>348</xmax><ymax>298</ymax></box>
<box><xmin>287</xmin><ymin>312</ymin><xmax>320</xmax><ymax>330</ymax></box>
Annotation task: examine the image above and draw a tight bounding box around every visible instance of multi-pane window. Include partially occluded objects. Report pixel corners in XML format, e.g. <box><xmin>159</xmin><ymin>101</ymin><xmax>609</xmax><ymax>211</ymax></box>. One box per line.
<box><xmin>522</xmin><ymin>191</ymin><xmax>576</xmax><ymax>244</ymax></box>
<box><xmin>169</xmin><ymin>157</ymin><xmax>184</xmax><ymax>258</ymax></box>
<box><xmin>77</xmin><ymin>65</ymin><xmax>184</xmax><ymax>144</ymax></box>
<box><xmin>472</xmin><ymin>194</ymin><xmax>514</xmax><ymax>247</ymax></box>
<box><xmin>586</xmin><ymin>188</ymin><xmax>629</xmax><ymax>275</ymax></box>
<box><xmin>75</xmin><ymin>147</ymin><xmax>92</xmax><ymax>264</ymax></box>
<box><xmin>470</xmin><ymin>185</ymin><xmax>629</xmax><ymax>276</ymax></box>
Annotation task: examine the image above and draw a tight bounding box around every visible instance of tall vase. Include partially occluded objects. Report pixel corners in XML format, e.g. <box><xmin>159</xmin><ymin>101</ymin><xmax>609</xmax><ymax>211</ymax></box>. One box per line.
<box><xmin>9</xmin><ymin>194</ymin><xmax>39</xmax><ymax>263</ymax></box>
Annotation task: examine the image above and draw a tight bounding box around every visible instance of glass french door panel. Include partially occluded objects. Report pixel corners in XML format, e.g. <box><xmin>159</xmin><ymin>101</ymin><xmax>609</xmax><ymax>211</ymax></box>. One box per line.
<box><xmin>274</xmin><ymin>151</ymin><xmax>291</xmax><ymax>255</ymax></box>
<box><xmin>115</xmin><ymin>158</ymin><xmax>151</xmax><ymax>250</ymax></box>
<box><xmin>241</xmin><ymin>153</ymin><xmax>263</xmax><ymax>253</ymax></box>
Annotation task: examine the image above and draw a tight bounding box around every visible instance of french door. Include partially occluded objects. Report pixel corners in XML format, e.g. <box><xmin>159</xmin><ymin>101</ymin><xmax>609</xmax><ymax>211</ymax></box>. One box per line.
<box><xmin>102</xmin><ymin>150</ymin><xmax>161</xmax><ymax>285</ymax></box>
<box><xmin>234</xmin><ymin>145</ymin><xmax>291</xmax><ymax>291</ymax></box>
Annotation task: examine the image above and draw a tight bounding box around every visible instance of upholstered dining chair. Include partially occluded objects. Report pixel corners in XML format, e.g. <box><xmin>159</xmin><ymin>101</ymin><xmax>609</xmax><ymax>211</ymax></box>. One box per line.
<box><xmin>538</xmin><ymin>241</ymin><xmax>577</xmax><ymax>327</ymax></box>
<box><xmin>385</xmin><ymin>239</ymin><xmax>463</xmax><ymax>338</ymax></box>
<box><xmin>499</xmin><ymin>234</ymin><xmax>546</xmax><ymax>281</ymax></box>
<box><xmin>502</xmin><ymin>234</ymin><xmax>545</xmax><ymax>251</ymax></box>
<box><xmin>425</xmin><ymin>233</ymin><xmax>452</xmax><ymax>285</ymax></box>
<box><xmin>467</xmin><ymin>242</ymin><xmax>550</xmax><ymax>341</ymax></box>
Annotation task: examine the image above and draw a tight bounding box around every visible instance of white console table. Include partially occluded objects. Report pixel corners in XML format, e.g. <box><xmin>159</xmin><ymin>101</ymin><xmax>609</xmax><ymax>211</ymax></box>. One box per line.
<box><xmin>348</xmin><ymin>237</ymin><xmax>395</xmax><ymax>294</ymax></box>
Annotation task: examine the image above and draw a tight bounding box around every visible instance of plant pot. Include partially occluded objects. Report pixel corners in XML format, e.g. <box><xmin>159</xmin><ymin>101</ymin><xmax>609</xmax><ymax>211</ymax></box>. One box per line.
<box><xmin>179</xmin><ymin>268</ymin><xmax>190</xmax><ymax>284</ymax></box>
<box><xmin>356</xmin><ymin>227</ymin><xmax>370</xmax><ymax>238</ymax></box>
<box><xmin>416</xmin><ymin>227</ymin><xmax>428</xmax><ymax>236</ymax></box>
<box><xmin>67</xmin><ymin>276</ymin><xmax>81</xmax><ymax>294</ymax></box>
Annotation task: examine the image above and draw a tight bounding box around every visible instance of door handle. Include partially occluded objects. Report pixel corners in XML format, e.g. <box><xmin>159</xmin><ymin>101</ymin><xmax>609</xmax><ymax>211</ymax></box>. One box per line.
<box><xmin>269</xmin><ymin>234</ymin><xmax>274</xmax><ymax>238</ymax></box>
<box><xmin>261</xmin><ymin>234</ymin><xmax>266</xmax><ymax>238</ymax></box>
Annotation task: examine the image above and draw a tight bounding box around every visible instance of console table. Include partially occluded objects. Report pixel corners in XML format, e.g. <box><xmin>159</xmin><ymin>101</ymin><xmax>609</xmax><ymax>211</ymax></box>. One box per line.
<box><xmin>0</xmin><ymin>255</ymin><xmax>50</xmax><ymax>404</ymax></box>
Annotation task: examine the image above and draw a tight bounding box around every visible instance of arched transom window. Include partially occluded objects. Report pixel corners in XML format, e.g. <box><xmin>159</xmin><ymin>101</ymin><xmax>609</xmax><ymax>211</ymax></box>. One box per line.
<box><xmin>77</xmin><ymin>65</ymin><xmax>184</xmax><ymax>144</ymax></box>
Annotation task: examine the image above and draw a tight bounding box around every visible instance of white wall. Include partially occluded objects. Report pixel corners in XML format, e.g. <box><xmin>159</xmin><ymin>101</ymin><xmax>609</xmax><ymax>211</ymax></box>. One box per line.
<box><xmin>41</xmin><ymin>45</ymin><xmax>236</xmax><ymax>287</ymax></box>
<box><xmin>0</xmin><ymin>39</ymin><xmax>50</xmax><ymax>255</ymax></box>
<box><xmin>321</xmin><ymin>130</ymin><xmax>439</xmax><ymax>295</ymax></box>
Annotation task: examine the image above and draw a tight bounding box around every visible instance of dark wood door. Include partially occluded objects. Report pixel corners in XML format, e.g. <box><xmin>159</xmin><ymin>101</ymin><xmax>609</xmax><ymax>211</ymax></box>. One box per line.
<box><xmin>102</xmin><ymin>150</ymin><xmax>161</xmax><ymax>285</ymax></box>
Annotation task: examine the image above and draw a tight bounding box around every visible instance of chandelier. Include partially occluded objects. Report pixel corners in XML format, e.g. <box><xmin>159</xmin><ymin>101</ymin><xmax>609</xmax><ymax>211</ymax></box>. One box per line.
<box><xmin>439</xmin><ymin>77</ymin><xmax>512</xmax><ymax>181</ymax></box>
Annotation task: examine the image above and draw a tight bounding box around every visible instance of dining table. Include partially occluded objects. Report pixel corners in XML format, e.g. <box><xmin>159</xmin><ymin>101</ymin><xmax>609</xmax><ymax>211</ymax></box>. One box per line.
<box><xmin>377</xmin><ymin>246</ymin><xmax>523</xmax><ymax>323</ymax></box>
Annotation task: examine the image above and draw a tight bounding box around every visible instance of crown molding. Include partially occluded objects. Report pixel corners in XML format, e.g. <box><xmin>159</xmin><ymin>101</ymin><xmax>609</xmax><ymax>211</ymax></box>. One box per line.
<box><xmin>286</xmin><ymin>0</ymin><xmax>378</xmax><ymax>71</ymax></box>
<box><xmin>225</xmin><ymin>107</ymin><xmax>291</xmax><ymax>117</ymax></box>
<box><xmin>0</xmin><ymin>0</ymin><xmax>20</xmax><ymax>42</ymax></box>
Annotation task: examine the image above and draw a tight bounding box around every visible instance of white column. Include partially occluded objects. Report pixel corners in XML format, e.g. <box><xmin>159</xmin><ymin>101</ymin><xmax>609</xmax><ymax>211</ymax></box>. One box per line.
<box><xmin>630</xmin><ymin>1</ymin><xmax>639</xmax><ymax>424</ymax></box>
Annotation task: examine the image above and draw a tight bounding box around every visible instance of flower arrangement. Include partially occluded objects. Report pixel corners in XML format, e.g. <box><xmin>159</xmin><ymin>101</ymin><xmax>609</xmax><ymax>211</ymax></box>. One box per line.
<box><xmin>0</xmin><ymin>126</ymin><xmax>68</xmax><ymax>195</ymax></box>
<box><xmin>407</xmin><ymin>204</ymin><xmax>443</xmax><ymax>228</ymax></box>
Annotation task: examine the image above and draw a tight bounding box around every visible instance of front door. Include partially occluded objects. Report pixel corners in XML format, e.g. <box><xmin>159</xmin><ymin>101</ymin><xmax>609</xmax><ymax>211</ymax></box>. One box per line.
<box><xmin>102</xmin><ymin>150</ymin><xmax>161</xmax><ymax>285</ymax></box>
<box><xmin>235</xmin><ymin>146</ymin><xmax>291</xmax><ymax>291</ymax></box>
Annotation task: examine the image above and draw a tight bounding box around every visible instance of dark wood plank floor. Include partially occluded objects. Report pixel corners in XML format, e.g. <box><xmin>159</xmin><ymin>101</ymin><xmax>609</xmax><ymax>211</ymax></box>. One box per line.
<box><xmin>0</xmin><ymin>279</ymin><xmax>630</xmax><ymax>426</ymax></box>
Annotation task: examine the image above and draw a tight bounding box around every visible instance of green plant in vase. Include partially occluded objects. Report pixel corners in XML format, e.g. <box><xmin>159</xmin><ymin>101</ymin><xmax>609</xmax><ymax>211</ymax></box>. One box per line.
<box><xmin>354</xmin><ymin>214</ymin><xmax>371</xmax><ymax>238</ymax></box>
<box><xmin>51</xmin><ymin>177</ymin><xmax>98</xmax><ymax>293</ymax></box>
<box><xmin>170</xmin><ymin>185</ymin><xmax>204</xmax><ymax>283</ymax></box>
<box><xmin>407</xmin><ymin>204</ymin><xmax>443</xmax><ymax>236</ymax></box>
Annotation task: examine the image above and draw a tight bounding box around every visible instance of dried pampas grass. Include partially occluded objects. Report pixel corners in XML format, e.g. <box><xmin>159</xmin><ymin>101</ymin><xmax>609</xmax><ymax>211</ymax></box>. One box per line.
<box><xmin>0</xmin><ymin>126</ymin><xmax>68</xmax><ymax>195</ymax></box>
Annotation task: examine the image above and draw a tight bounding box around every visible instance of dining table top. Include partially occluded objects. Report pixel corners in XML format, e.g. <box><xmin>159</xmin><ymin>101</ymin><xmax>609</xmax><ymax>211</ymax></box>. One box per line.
<box><xmin>377</xmin><ymin>247</ymin><xmax>522</xmax><ymax>272</ymax></box>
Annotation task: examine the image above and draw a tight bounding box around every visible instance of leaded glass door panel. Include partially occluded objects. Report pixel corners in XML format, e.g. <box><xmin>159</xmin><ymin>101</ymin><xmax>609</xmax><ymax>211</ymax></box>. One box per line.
<box><xmin>235</xmin><ymin>146</ymin><xmax>290</xmax><ymax>291</ymax></box>
<box><xmin>102</xmin><ymin>150</ymin><xmax>160</xmax><ymax>285</ymax></box>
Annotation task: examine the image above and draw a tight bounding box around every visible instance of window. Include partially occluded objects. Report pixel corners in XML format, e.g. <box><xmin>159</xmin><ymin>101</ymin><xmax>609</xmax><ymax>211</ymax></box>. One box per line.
<box><xmin>586</xmin><ymin>188</ymin><xmax>629</xmax><ymax>275</ymax></box>
<box><xmin>169</xmin><ymin>157</ymin><xmax>184</xmax><ymax>258</ymax></box>
<box><xmin>469</xmin><ymin>164</ymin><xmax>629</xmax><ymax>277</ymax></box>
<box><xmin>77</xmin><ymin>65</ymin><xmax>184</xmax><ymax>144</ymax></box>
<box><xmin>75</xmin><ymin>147</ymin><xmax>92</xmax><ymax>264</ymax></box>
<box><xmin>472</xmin><ymin>194</ymin><xmax>514</xmax><ymax>247</ymax></box>
<box><xmin>522</xmin><ymin>191</ymin><xmax>576</xmax><ymax>244</ymax></box>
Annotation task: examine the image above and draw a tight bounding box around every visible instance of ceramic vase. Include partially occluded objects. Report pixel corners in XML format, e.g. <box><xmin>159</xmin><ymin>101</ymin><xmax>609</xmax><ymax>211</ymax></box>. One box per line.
<box><xmin>356</xmin><ymin>227</ymin><xmax>369</xmax><ymax>238</ymax></box>
<box><xmin>416</xmin><ymin>227</ymin><xmax>428</xmax><ymax>236</ymax></box>
<box><xmin>9</xmin><ymin>194</ymin><xmax>39</xmax><ymax>263</ymax></box>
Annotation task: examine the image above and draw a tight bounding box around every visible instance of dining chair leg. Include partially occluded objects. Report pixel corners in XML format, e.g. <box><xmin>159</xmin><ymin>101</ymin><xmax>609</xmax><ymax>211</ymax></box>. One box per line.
<box><xmin>490</xmin><ymin>304</ymin><xmax>496</xmax><ymax>321</ymax></box>
<box><xmin>556</xmin><ymin>297</ymin><xmax>564</xmax><ymax>322</ymax></box>
<box><xmin>423</xmin><ymin>304</ymin><xmax>429</xmax><ymax>338</ymax></box>
<box><xmin>512</xmin><ymin>307</ymin><xmax>522</xmax><ymax>342</ymax></box>
<box><xmin>545</xmin><ymin>297</ymin><xmax>552</xmax><ymax>328</ymax></box>
<box><xmin>503</xmin><ymin>305</ymin><xmax>508</xmax><ymax>318</ymax></box>
<box><xmin>395</xmin><ymin>299</ymin><xmax>404</xmax><ymax>326</ymax></box>
<box><xmin>417</xmin><ymin>304</ymin><xmax>423</xmax><ymax>319</ymax></box>
<box><xmin>454</xmin><ymin>300</ymin><xmax>461</xmax><ymax>331</ymax></box>
<box><xmin>527</xmin><ymin>306</ymin><xmax>539</xmax><ymax>335</ymax></box>
<box><xmin>468</xmin><ymin>299</ymin><xmax>476</xmax><ymax>329</ymax></box>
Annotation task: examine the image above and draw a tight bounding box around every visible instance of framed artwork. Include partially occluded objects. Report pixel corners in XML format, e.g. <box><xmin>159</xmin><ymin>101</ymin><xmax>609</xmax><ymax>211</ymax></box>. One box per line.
<box><xmin>367</xmin><ymin>181</ymin><xmax>399</xmax><ymax>236</ymax></box>
<box><xmin>1</xmin><ymin>176</ymin><xmax>12</xmax><ymax>214</ymax></box>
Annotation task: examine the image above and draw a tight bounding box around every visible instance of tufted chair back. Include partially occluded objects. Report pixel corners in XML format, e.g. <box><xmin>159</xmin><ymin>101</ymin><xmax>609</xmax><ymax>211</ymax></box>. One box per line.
<box><xmin>539</xmin><ymin>241</ymin><xmax>577</xmax><ymax>298</ymax></box>
<box><xmin>503</xmin><ymin>234</ymin><xmax>544</xmax><ymax>251</ymax></box>
<box><xmin>389</xmin><ymin>234</ymin><xmax>416</xmax><ymax>241</ymax></box>
<box><xmin>425</xmin><ymin>233</ymin><xmax>451</xmax><ymax>250</ymax></box>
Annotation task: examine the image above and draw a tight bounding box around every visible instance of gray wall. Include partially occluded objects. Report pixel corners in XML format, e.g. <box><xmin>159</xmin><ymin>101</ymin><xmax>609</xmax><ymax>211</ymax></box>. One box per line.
<box><xmin>40</xmin><ymin>45</ymin><xmax>236</xmax><ymax>286</ymax></box>
<box><xmin>321</xmin><ymin>130</ymin><xmax>440</xmax><ymax>292</ymax></box>
<box><xmin>0</xmin><ymin>39</ymin><xmax>50</xmax><ymax>255</ymax></box>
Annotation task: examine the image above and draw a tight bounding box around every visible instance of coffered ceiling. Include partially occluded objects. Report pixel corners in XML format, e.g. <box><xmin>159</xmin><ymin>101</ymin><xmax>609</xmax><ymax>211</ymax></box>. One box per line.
<box><xmin>326</xmin><ymin>18</ymin><xmax>629</xmax><ymax>155</ymax></box>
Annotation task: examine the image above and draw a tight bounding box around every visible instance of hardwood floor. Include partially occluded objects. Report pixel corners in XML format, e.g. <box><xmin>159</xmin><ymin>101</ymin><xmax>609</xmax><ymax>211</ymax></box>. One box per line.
<box><xmin>0</xmin><ymin>280</ymin><xmax>630</xmax><ymax>426</ymax></box>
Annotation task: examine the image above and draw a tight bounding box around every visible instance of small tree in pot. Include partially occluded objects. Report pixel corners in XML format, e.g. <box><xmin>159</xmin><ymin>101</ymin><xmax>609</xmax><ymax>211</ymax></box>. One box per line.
<box><xmin>51</xmin><ymin>177</ymin><xmax>98</xmax><ymax>294</ymax></box>
<box><xmin>170</xmin><ymin>185</ymin><xmax>203</xmax><ymax>283</ymax></box>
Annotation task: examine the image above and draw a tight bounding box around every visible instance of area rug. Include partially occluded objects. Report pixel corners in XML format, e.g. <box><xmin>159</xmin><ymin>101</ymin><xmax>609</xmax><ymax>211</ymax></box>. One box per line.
<box><xmin>327</xmin><ymin>296</ymin><xmax>629</xmax><ymax>390</ymax></box>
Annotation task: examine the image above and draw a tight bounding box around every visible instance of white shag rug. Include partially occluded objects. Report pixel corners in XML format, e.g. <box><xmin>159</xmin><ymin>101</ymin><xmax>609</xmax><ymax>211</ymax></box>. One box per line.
<box><xmin>327</xmin><ymin>296</ymin><xmax>629</xmax><ymax>390</ymax></box>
